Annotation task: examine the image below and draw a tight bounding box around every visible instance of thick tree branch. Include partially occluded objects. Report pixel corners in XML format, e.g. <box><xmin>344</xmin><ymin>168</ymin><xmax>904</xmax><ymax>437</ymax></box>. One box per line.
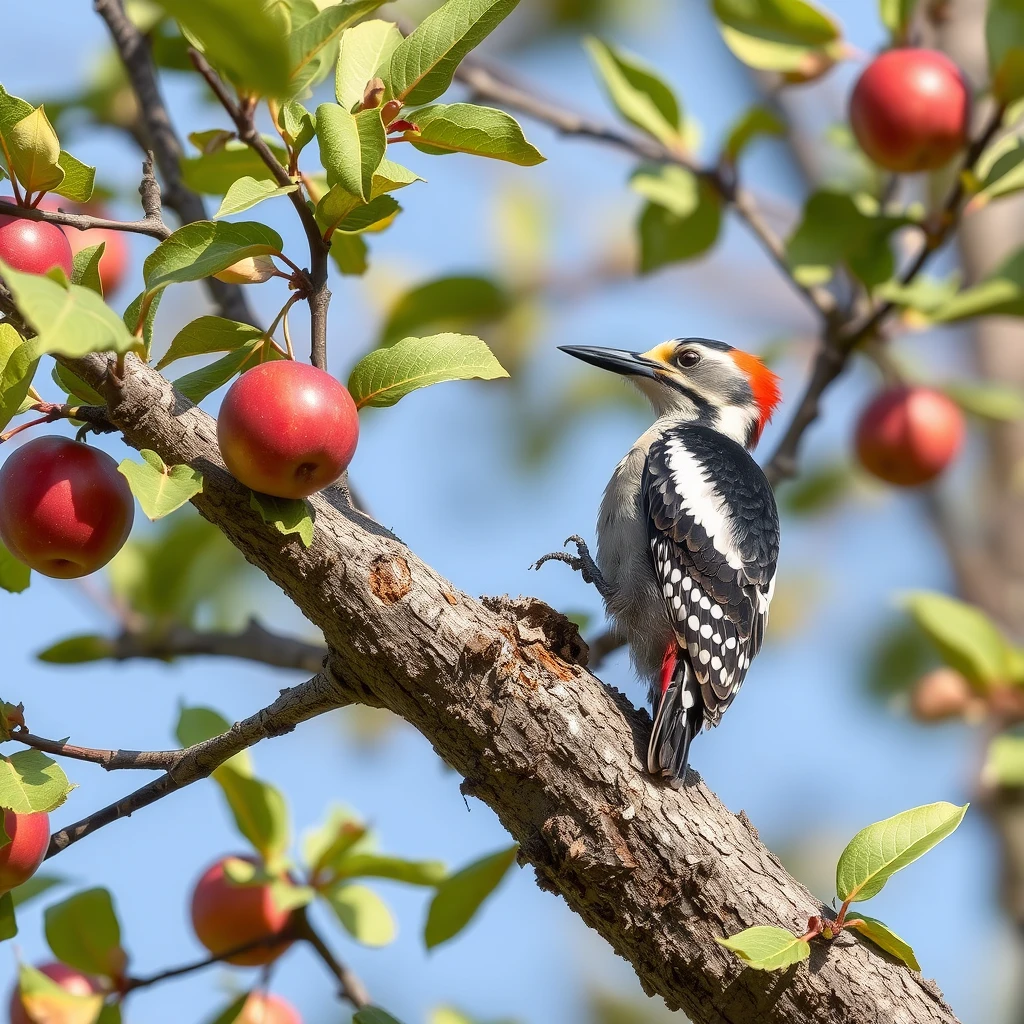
<box><xmin>45</xmin><ymin>664</ymin><xmax>353</xmax><ymax>858</ymax></box>
<box><xmin>55</xmin><ymin>350</ymin><xmax>961</xmax><ymax>1024</ymax></box>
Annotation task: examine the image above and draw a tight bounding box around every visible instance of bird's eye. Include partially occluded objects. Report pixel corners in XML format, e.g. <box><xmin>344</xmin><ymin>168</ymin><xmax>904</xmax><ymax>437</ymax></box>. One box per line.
<box><xmin>676</xmin><ymin>349</ymin><xmax>701</xmax><ymax>368</ymax></box>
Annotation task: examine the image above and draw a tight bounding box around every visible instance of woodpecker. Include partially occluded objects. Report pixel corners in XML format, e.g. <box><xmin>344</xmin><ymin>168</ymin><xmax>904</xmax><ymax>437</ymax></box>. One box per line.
<box><xmin>535</xmin><ymin>338</ymin><xmax>781</xmax><ymax>782</ymax></box>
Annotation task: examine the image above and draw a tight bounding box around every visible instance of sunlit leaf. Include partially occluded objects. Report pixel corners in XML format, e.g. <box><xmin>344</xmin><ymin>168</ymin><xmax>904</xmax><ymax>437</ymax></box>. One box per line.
<box><xmin>716</xmin><ymin>925</ymin><xmax>809</xmax><ymax>971</ymax></box>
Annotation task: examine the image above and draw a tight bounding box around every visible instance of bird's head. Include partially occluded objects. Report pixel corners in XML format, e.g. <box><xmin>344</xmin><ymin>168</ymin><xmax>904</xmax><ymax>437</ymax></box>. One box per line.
<box><xmin>559</xmin><ymin>337</ymin><xmax>782</xmax><ymax>449</ymax></box>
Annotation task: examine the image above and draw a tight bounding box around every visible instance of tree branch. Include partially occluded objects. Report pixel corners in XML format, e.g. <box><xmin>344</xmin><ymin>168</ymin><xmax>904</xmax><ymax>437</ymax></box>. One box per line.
<box><xmin>291</xmin><ymin>907</ymin><xmax>370</xmax><ymax>1009</ymax></box>
<box><xmin>14</xmin><ymin>733</ymin><xmax>179</xmax><ymax>771</ymax></box>
<box><xmin>45</xmin><ymin>665</ymin><xmax>354</xmax><ymax>858</ymax></box>
<box><xmin>55</xmin><ymin>349</ymin><xmax>962</xmax><ymax>1024</ymax></box>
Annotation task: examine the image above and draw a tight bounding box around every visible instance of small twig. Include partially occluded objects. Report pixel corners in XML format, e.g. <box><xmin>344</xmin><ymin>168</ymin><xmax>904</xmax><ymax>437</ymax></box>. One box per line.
<box><xmin>0</xmin><ymin>403</ymin><xmax>112</xmax><ymax>443</ymax></box>
<box><xmin>13</xmin><ymin>732</ymin><xmax>179</xmax><ymax>771</ymax></box>
<box><xmin>0</xmin><ymin>200</ymin><xmax>170</xmax><ymax>240</ymax></box>
<box><xmin>291</xmin><ymin>907</ymin><xmax>370</xmax><ymax>1008</ymax></box>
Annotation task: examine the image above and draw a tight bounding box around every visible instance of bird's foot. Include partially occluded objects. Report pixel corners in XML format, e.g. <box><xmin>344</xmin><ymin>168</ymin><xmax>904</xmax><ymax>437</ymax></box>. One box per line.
<box><xmin>532</xmin><ymin>535</ymin><xmax>612</xmax><ymax>599</ymax></box>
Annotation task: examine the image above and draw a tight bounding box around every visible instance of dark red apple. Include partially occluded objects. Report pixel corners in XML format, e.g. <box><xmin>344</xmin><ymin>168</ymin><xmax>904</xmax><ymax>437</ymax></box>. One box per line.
<box><xmin>9</xmin><ymin>963</ymin><xmax>101</xmax><ymax>1024</ymax></box>
<box><xmin>0</xmin><ymin>811</ymin><xmax>49</xmax><ymax>896</ymax></box>
<box><xmin>855</xmin><ymin>386</ymin><xmax>964</xmax><ymax>486</ymax></box>
<box><xmin>190</xmin><ymin>856</ymin><xmax>294</xmax><ymax>967</ymax></box>
<box><xmin>0</xmin><ymin>436</ymin><xmax>135</xmax><ymax>579</ymax></box>
<box><xmin>217</xmin><ymin>361</ymin><xmax>359</xmax><ymax>499</ymax></box>
<box><xmin>849</xmin><ymin>49</ymin><xmax>969</xmax><ymax>173</ymax></box>
<box><xmin>238</xmin><ymin>993</ymin><xmax>302</xmax><ymax>1024</ymax></box>
<box><xmin>0</xmin><ymin>198</ymin><xmax>73</xmax><ymax>278</ymax></box>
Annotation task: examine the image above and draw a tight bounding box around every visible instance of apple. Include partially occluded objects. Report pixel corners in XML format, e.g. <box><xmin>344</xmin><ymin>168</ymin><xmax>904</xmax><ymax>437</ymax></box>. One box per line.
<box><xmin>217</xmin><ymin>361</ymin><xmax>359</xmax><ymax>499</ymax></box>
<box><xmin>37</xmin><ymin>199</ymin><xmax>130</xmax><ymax>295</ymax></box>
<box><xmin>849</xmin><ymin>49</ymin><xmax>969</xmax><ymax>173</ymax></box>
<box><xmin>190</xmin><ymin>856</ymin><xmax>294</xmax><ymax>967</ymax></box>
<box><xmin>0</xmin><ymin>199</ymin><xmax>73</xmax><ymax>278</ymax></box>
<box><xmin>910</xmin><ymin>667</ymin><xmax>975</xmax><ymax>722</ymax></box>
<box><xmin>0</xmin><ymin>810</ymin><xmax>49</xmax><ymax>895</ymax></box>
<box><xmin>9</xmin><ymin>963</ymin><xmax>101</xmax><ymax>1024</ymax></box>
<box><xmin>855</xmin><ymin>386</ymin><xmax>964</xmax><ymax>486</ymax></box>
<box><xmin>0</xmin><ymin>436</ymin><xmax>135</xmax><ymax>579</ymax></box>
<box><xmin>238</xmin><ymin>993</ymin><xmax>302</xmax><ymax>1024</ymax></box>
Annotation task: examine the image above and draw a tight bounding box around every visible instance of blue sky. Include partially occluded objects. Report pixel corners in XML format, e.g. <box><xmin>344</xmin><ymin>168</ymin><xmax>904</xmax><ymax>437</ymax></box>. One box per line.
<box><xmin>0</xmin><ymin>2</ymin><xmax>1007</xmax><ymax>1023</ymax></box>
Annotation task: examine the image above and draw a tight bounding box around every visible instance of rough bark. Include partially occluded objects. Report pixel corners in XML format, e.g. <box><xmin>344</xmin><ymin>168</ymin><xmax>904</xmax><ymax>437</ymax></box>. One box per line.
<box><xmin>62</xmin><ymin>352</ymin><xmax>960</xmax><ymax>1024</ymax></box>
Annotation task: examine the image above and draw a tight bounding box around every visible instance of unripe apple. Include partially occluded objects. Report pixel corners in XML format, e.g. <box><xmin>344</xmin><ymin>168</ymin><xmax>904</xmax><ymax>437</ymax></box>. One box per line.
<box><xmin>0</xmin><ymin>436</ymin><xmax>135</xmax><ymax>579</ymax></box>
<box><xmin>849</xmin><ymin>49</ymin><xmax>969</xmax><ymax>173</ymax></box>
<box><xmin>0</xmin><ymin>811</ymin><xmax>49</xmax><ymax>896</ymax></box>
<box><xmin>217</xmin><ymin>362</ymin><xmax>359</xmax><ymax>499</ymax></box>
<box><xmin>910</xmin><ymin>667</ymin><xmax>974</xmax><ymax>722</ymax></box>
<box><xmin>0</xmin><ymin>199</ymin><xmax>73</xmax><ymax>278</ymax></box>
<box><xmin>214</xmin><ymin>256</ymin><xmax>278</xmax><ymax>284</ymax></box>
<box><xmin>855</xmin><ymin>386</ymin><xmax>964</xmax><ymax>486</ymax></box>
<box><xmin>190</xmin><ymin>856</ymin><xmax>294</xmax><ymax>967</ymax></box>
<box><xmin>238</xmin><ymin>993</ymin><xmax>302</xmax><ymax>1024</ymax></box>
<box><xmin>9</xmin><ymin>963</ymin><xmax>101</xmax><ymax>1024</ymax></box>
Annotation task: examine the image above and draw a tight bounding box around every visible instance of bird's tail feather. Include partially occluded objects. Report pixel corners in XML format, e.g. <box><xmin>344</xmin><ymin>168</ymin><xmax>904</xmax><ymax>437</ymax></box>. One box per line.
<box><xmin>647</xmin><ymin>647</ymin><xmax>702</xmax><ymax>783</ymax></box>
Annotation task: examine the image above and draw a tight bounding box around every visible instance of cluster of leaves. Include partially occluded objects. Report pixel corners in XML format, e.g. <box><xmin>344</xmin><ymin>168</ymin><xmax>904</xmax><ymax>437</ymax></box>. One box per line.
<box><xmin>719</xmin><ymin>801</ymin><xmax>967</xmax><ymax>972</ymax></box>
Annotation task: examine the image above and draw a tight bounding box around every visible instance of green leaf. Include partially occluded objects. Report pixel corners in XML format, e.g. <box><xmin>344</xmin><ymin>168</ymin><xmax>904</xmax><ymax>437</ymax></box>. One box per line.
<box><xmin>336</xmin><ymin>853</ymin><xmax>447</xmax><ymax>886</ymax></box>
<box><xmin>836</xmin><ymin>801</ymin><xmax>968</xmax><ymax>903</ymax></box>
<box><xmin>143</xmin><ymin>220</ymin><xmax>282</xmax><ymax>297</ymax></box>
<box><xmin>216</xmin><ymin>767</ymin><xmax>290</xmax><ymax>868</ymax></box>
<box><xmin>172</xmin><ymin>339</ymin><xmax>277</xmax><ymax>403</ymax></box>
<box><xmin>387</xmin><ymin>0</ymin><xmax>520</xmax><ymax>106</ymax></box>
<box><xmin>176</xmin><ymin>705</ymin><xmax>254</xmax><ymax>776</ymax></box>
<box><xmin>635</xmin><ymin>170</ymin><xmax>722</xmax><ymax>272</ymax></box>
<box><xmin>716</xmin><ymin>926</ymin><xmax>810</xmax><ymax>971</ymax></box>
<box><xmin>423</xmin><ymin>844</ymin><xmax>517</xmax><ymax>949</ymax></box>
<box><xmin>846</xmin><ymin>914</ymin><xmax>920</xmax><ymax>969</ymax></box>
<box><xmin>202</xmin><ymin>993</ymin><xmax>249</xmax><ymax>1024</ymax></box>
<box><xmin>583</xmin><ymin>37</ymin><xmax>681</xmax><ymax>148</ymax></box>
<box><xmin>325</xmin><ymin>882</ymin><xmax>396</xmax><ymax>946</ymax></box>
<box><xmin>984</xmin><ymin>732</ymin><xmax>1024</xmax><ymax>786</ymax></box>
<box><xmin>118</xmin><ymin>450</ymin><xmax>204</xmax><ymax>521</ymax></box>
<box><xmin>371</xmin><ymin>158</ymin><xmax>424</xmax><ymax>195</ymax></box>
<box><xmin>903</xmin><ymin>590</ymin><xmax>1013</xmax><ymax>688</ymax></box>
<box><xmin>277</xmin><ymin>102</ymin><xmax>317</xmax><ymax>156</ymax></box>
<box><xmin>181</xmin><ymin>142</ymin><xmax>286</xmax><ymax>195</ymax></box>
<box><xmin>786</xmin><ymin>190</ymin><xmax>908</xmax><ymax>289</ymax></box>
<box><xmin>71</xmin><ymin>242</ymin><xmax>105</xmax><ymax>295</ymax></box>
<box><xmin>354</xmin><ymin>1009</ymin><xmax>404</xmax><ymax>1024</ymax></box>
<box><xmin>51</xmin><ymin>364</ymin><xmax>104</xmax><ymax>407</ymax></box>
<box><xmin>0</xmin><ymin>262</ymin><xmax>139</xmax><ymax>358</ymax></box>
<box><xmin>879</xmin><ymin>0</ymin><xmax>918</xmax><ymax>42</ymax></box>
<box><xmin>11</xmin><ymin>874</ymin><xmax>65</xmax><ymax>908</ymax></box>
<box><xmin>249</xmin><ymin>491</ymin><xmax>315</xmax><ymax>547</ymax></box>
<box><xmin>330</xmin><ymin>232</ymin><xmax>368</xmax><ymax>275</ymax></box>
<box><xmin>929</xmin><ymin>246</ymin><xmax>1024</xmax><ymax>322</ymax></box>
<box><xmin>712</xmin><ymin>0</ymin><xmax>842</xmax><ymax>73</ymax></box>
<box><xmin>945</xmin><ymin>381</ymin><xmax>1024</xmax><ymax>421</ymax></box>
<box><xmin>123</xmin><ymin>288</ymin><xmax>162</xmax><ymax>360</ymax></box>
<box><xmin>44</xmin><ymin>887</ymin><xmax>127</xmax><ymax>978</ymax></box>
<box><xmin>152</xmin><ymin>0</ymin><xmax>293</xmax><ymax>98</ymax></box>
<box><xmin>779</xmin><ymin>462</ymin><xmax>854</xmax><ymax>517</ymax></box>
<box><xmin>157</xmin><ymin>316</ymin><xmax>266</xmax><ymax>371</ymax></box>
<box><xmin>349</xmin><ymin>332</ymin><xmax>508</xmax><ymax>409</ymax></box>
<box><xmin>214</xmin><ymin>177</ymin><xmax>298</xmax><ymax>219</ymax></box>
<box><xmin>8</xmin><ymin>106</ymin><xmax>64</xmax><ymax>194</ymax></box>
<box><xmin>875</xmin><ymin>274</ymin><xmax>961</xmax><ymax>317</ymax></box>
<box><xmin>336</xmin><ymin>19</ymin><xmax>404</xmax><ymax>111</ymax></box>
<box><xmin>303</xmin><ymin>806</ymin><xmax>370</xmax><ymax>874</ymax></box>
<box><xmin>36</xmin><ymin>635</ymin><xmax>116</xmax><ymax>664</ymax></box>
<box><xmin>0</xmin><ymin>750</ymin><xmax>73</xmax><ymax>813</ymax></box>
<box><xmin>0</xmin><ymin>322</ymin><xmax>38</xmax><ymax>433</ymax></box>
<box><xmin>988</xmin><ymin>0</ymin><xmax>1024</xmax><ymax>104</ymax></box>
<box><xmin>723</xmin><ymin>105</ymin><xmax>785</xmax><ymax>164</ymax></box>
<box><xmin>972</xmin><ymin>135</ymin><xmax>1024</xmax><ymax>207</ymax></box>
<box><xmin>379</xmin><ymin>275</ymin><xmax>509</xmax><ymax>346</ymax></box>
<box><xmin>53</xmin><ymin>153</ymin><xmax>96</xmax><ymax>204</ymax></box>
<box><xmin>0</xmin><ymin>543</ymin><xmax>30</xmax><ymax>595</ymax></box>
<box><xmin>0</xmin><ymin>892</ymin><xmax>16</xmax><ymax>942</ymax></box>
<box><xmin>317</xmin><ymin>190</ymin><xmax>399</xmax><ymax>234</ymax></box>
<box><xmin>290</xmin><ymin>0</ymin><xmax>388</xmax><ymax>94</ymax></box>
<box><xmin>316</xmin><ymin>104</ymin><xmax>387</xmax><ymax>201</ymax></box>
<box><xmin>16</xmin><ymin>963</ymin><xmax>103</xmax><ymax>1024</ymax></box>
<box><xmin>404</xmin><ymin>104</ymin><xmax>544</xmax><ymax>165</ymax></box>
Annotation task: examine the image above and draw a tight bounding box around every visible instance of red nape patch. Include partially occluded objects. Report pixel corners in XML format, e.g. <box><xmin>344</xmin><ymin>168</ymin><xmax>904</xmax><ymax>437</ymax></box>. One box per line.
<box><xmin>660</xmin><ymin>643</ymin><xmax>678</xmax><ymax>697</ymax></box>
<box><xmin>729</xmin><ymin>349</ymin><xmax>782</xmax><ymax>445</ymax></box>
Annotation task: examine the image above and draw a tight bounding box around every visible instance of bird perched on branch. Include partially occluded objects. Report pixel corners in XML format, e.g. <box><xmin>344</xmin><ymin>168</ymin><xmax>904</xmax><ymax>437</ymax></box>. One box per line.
<box><xmin>534</xmin><ymin>338</ymin><xmax>781</xmax><ymax>782</ymax></box>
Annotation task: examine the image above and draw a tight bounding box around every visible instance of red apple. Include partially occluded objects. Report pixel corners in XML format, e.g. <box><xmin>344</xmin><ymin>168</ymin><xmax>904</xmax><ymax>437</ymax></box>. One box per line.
<box><xmin>37</xmin><ymin>199</ymin><xmax>129</xmax><ymax>295</ymax></box>
<box><xmin>855</xmin><ymin>386</ymin><xmax>964</xmax><ymax>486</ymax></box>
<box><xmin>0</xmin><ymin>436</ymin><xmax>135</xmax><ymax>579</ymax></box>
<box><xmin>238</xmin><ymin>993</ymin><xmax>302</xmax><ymax>1024</ymax></box>
<box><xmin>849</xmin><ymin>49</ymin><xmax>969</xmax><ymax>173</ymax></box>
<box><xmin>190</xmin><ymin>856</ymin><xmax>294</xmax><ymax>967</ymax></box>
<box><xmin>9</xmin><ymin>963</ymin><xmax>101</xmax><ymax>1024</ymax></box>
<box><xmin>0</xmin><ymin>811</ymin><xmax>49</xmax><ymax>896</ymax></box>
<box><xmin>0</xmin><ymin>199</ymin><xmax>73</xmax><ymax>278</ymax></box>
<box><xmin>217</xmin><ymin>361</ymin><xmax>359</xmax><ymax>499</ymax></box>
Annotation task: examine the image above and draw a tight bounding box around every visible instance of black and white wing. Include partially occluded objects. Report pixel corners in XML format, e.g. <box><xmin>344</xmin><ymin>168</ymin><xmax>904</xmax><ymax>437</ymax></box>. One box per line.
<box><xmin>643</xmin><ymin>423</ymin><xmax>780</xmax><ymax>728</ymax></box>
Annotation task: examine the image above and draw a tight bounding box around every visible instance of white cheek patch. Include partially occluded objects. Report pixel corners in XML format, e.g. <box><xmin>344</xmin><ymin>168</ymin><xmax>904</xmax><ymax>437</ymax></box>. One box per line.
<box><xmin>662</xmin><ymin>440</ymin><xmax>744</xmax><ymax>570</ymax></box>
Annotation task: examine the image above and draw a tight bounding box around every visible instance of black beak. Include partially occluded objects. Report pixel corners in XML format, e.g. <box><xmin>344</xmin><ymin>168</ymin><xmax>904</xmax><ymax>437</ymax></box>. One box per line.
<box><xmin>558</xmin><ymin>345</ymin><xmax>659</xmax><ymax>379</ymax></box>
